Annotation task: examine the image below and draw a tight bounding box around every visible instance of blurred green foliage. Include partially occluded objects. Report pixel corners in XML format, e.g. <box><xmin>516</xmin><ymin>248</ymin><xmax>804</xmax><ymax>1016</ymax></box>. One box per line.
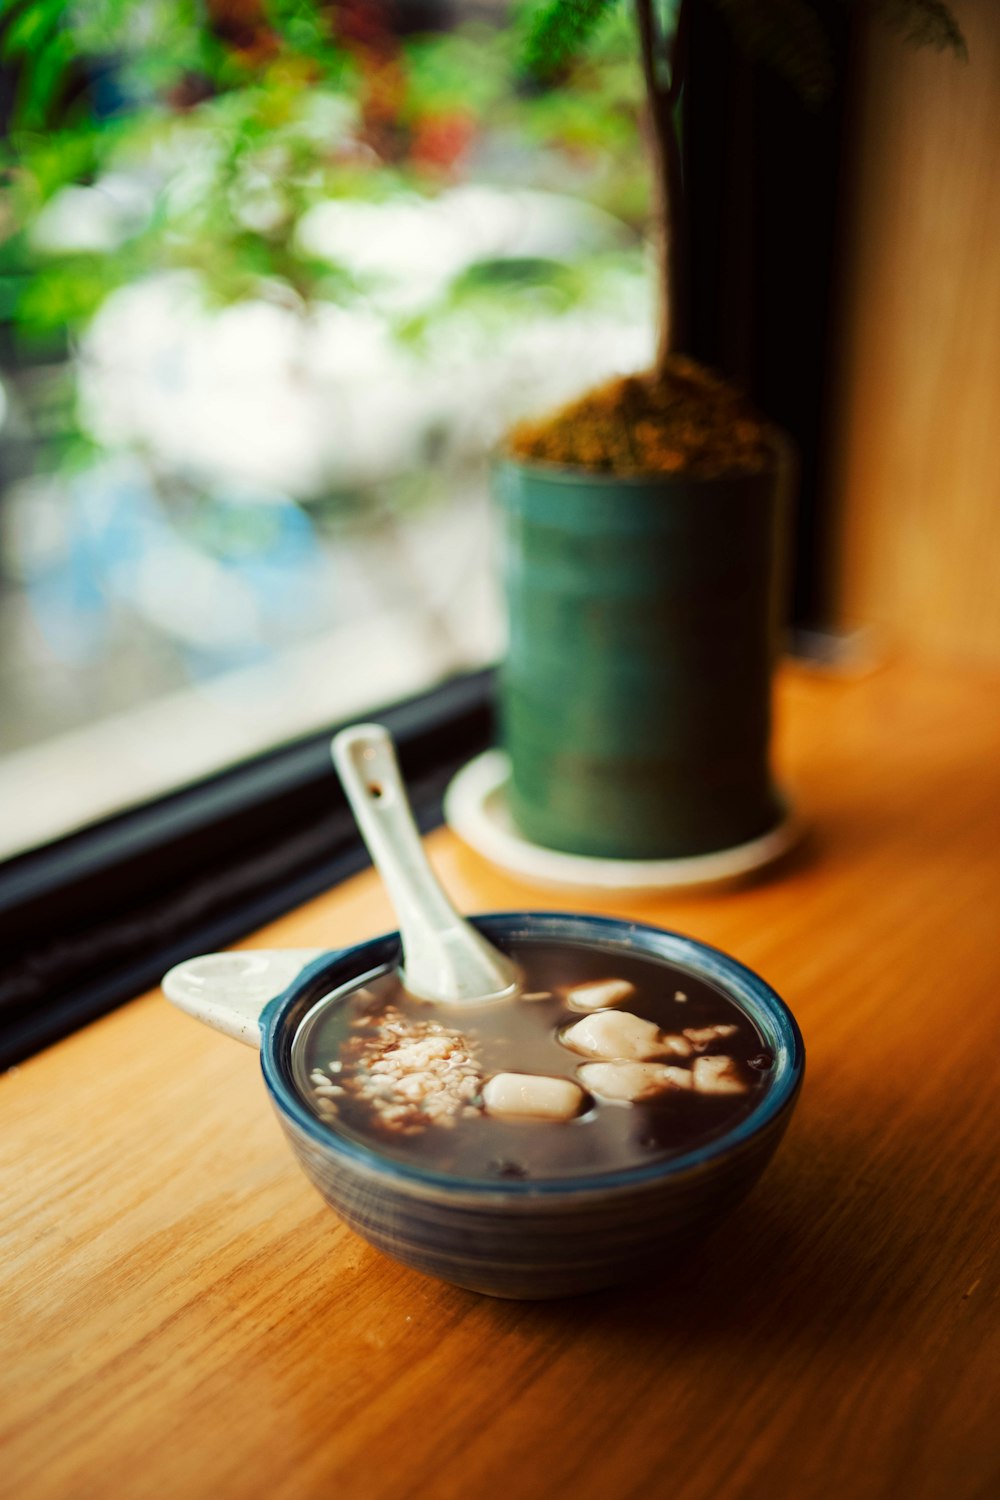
<box><xmin>0</xmin><ymin>0</ymin><xmax>648</xmax><ymax>350</ymax></box>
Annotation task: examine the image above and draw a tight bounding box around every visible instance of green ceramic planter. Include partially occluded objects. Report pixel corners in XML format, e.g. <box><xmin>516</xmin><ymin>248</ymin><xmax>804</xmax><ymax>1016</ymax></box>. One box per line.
<box><xmin>494</xmin><ymin>452</ymin><xmax>791</xmax><ymax>860</ymax></box>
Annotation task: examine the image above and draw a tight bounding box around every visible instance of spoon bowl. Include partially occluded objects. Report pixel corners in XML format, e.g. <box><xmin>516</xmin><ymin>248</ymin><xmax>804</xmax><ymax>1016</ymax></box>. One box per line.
<box><xmin>163</xmin><ymin>912</ymin><xmax>805</xmax><ymax>1298</ymax></box>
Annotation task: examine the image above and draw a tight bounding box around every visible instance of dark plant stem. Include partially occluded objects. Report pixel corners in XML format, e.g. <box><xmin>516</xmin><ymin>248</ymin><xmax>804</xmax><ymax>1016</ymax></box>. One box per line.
<box><xmin>637</xmin><ymin>0</ymin><xmax>691</xmax><ymax>371</ymax></box>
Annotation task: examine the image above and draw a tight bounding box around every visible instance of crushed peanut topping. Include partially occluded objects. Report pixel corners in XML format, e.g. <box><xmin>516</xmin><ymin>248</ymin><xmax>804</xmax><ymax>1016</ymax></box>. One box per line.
<box><xmin>311</xmin><ymin>1006</ymin><xmax>484</xmax><ymax>1136</ymax></box>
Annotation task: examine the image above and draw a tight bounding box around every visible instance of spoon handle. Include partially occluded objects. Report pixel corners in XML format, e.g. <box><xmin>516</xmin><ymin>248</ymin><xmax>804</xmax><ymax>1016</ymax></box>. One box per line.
<box><xmin>331</xmin><ymin>724</ymin><xmax>516</xmax><ymax>1003</ymax></box>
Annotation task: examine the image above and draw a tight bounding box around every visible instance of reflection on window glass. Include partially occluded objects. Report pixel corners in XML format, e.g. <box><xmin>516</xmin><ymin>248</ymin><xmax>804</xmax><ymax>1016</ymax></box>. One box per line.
<box><xmin>0</xmin><ymin>0</ymin><xmax>652</xmax><ymax>857</ymax></box>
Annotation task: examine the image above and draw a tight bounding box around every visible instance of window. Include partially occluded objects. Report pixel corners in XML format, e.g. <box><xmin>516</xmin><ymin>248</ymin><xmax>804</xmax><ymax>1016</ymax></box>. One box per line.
<box><xmin>0</xmin><ymin>0</ymin><xmax>652</xmax><ymax>859</ymax></box>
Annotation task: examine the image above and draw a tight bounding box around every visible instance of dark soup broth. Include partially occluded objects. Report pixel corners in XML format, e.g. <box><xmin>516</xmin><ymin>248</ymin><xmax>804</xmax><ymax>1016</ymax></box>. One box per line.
<box><xmin>291</xmin><ymin>938</ymin><xmax>772</xmax><ymax>1182</ymax></box>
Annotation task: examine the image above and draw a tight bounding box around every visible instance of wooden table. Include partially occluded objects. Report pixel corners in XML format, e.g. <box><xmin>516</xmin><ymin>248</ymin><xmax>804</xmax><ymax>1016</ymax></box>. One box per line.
<box><xmin>3</xmin><ymin>659</ymin><xmax>999</xmax><ymax>1500</ymax></box>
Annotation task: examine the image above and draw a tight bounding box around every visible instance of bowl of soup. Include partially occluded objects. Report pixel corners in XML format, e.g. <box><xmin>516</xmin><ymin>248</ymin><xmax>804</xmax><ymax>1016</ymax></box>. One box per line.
<box><xmin>164</xmin><ymin>912</ymin><xmax>804</xmax><ymax>1298</ymax></box>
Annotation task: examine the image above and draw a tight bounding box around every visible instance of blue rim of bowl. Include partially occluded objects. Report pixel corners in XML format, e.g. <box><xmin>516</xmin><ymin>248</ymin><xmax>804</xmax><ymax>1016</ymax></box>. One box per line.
<box><xmin>259</xmin><ymin>911</ymin><xmax>805</xmax><ymax>1198</ymax></box>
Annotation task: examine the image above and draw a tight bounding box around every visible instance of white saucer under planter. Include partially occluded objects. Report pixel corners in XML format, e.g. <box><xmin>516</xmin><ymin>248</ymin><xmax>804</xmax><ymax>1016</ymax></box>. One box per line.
<box><xmin>443</xmin><ymin>750</ymin><xmax>801</xmax><ymax>894</ymax></box>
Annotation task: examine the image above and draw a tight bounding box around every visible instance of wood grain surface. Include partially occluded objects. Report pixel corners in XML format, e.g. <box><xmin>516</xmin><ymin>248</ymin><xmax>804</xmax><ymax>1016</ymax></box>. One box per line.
<box><xmin>3</xmin><ymin>659</ymin><xmax>1000</xmax><ymax>1500</ymax></box>
<box><xmin>830</xmin><ymin>1</ymin><xmax>1000</xmax><ymax>666</ymax></box>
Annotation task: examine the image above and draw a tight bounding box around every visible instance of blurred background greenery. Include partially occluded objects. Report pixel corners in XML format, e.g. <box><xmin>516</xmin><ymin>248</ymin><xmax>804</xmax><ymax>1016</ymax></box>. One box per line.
<box><xmin>0</xmin><ymin>0</ymin><xmax>651</xmax><ymax>432</ymax></box>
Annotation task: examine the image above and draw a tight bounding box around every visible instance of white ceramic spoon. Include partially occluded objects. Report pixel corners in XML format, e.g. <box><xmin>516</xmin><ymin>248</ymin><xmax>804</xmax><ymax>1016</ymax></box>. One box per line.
<box><xmin>331</xmin><ymin>723</ymin><xmax>517</xmax><ymax>1004</ymax></box>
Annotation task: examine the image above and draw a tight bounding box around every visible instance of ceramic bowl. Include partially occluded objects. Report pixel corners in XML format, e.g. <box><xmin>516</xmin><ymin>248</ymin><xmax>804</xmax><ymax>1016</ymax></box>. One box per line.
<box><xmin>164</xmin><ymin>912</ymin><xmax>804</xmax><ymax>1299</ymax></box>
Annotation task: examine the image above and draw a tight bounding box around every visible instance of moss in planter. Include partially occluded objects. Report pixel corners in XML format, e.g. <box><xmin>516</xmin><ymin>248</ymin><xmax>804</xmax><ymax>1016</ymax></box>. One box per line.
<box><xmin>507</xmin><ymin>358</ymin><xmax>775</xmax><ymax>478</ymax></box>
